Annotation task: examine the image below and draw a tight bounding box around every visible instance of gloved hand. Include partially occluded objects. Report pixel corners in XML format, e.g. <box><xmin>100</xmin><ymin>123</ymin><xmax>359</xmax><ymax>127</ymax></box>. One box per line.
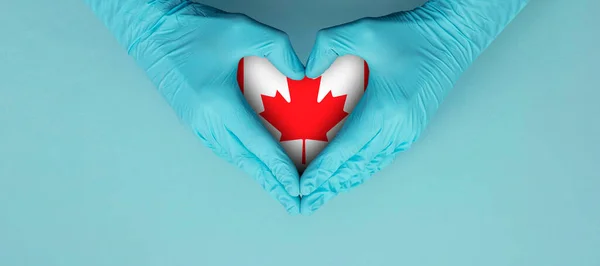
<box><xmin>299</xmin><ymin>0</ymin><xmax>529</xmax><ymax>214</ymax></box>
<box><xmin>85</xmin><ymin>0</ymin><xmax>305</xmax><ymax>213</ymax></box>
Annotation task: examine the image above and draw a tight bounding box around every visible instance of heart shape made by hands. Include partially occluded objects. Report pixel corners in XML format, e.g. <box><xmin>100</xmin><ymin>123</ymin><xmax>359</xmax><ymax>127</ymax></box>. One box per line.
<box><xmin>237</xmin><ymin>55</ymin><xmax>369</xmax><ymax>172</ymax></box>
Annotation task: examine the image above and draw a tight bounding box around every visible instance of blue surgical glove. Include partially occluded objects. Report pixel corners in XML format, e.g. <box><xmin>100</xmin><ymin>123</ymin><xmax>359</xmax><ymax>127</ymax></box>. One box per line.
<box><xmin>300</xmin><ymin>0</ymin><xmax>530</xmax><ymax>214</ymax></box>
<box><xmin>84</xmin><ymin>0</ymin><xmax>305</xmax><ymax>214</ymax></box>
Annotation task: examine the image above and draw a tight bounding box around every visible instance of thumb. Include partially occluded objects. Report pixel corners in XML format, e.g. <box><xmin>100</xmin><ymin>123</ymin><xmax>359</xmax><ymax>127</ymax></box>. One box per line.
<box><xmin>264</xmin><ymin>33</ymin><xmax>306</xmax><ymax>81</ymax></box>
<box><xmin>305</xmin><ymin>29</ymin><xmax>346</xmax><ymax>79</ymax></box>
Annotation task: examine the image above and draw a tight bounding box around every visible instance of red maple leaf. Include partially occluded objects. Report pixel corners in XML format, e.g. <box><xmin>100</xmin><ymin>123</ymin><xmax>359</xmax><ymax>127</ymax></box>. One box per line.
<box><xmin>260</xmin><ymin>77</ymin><xmax>349</xmax><ymax>165</ymax></box>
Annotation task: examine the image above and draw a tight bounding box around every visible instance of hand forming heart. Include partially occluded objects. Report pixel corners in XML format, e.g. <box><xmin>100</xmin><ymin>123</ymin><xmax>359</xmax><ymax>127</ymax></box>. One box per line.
<box><xmin>87</xmin><ymin>1</ymin><xmax>306</xmax><ymax>213</ymax></box>
<box><xmin>298</xmin><ymin>0</ymin><xmax>529</xmax><ymax>214</ymax></box>
<box><xmin>86</xmin><ymin>0</ymin><xmax>529</xmax><ymax>215</ymax></box>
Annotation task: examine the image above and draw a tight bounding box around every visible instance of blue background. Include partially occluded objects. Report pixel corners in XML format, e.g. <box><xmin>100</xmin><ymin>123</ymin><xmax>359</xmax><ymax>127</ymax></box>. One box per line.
<box><xmin>1</xmin><ymin>0</ymin><xmax>599</xmax><ymax>265</ymax></box>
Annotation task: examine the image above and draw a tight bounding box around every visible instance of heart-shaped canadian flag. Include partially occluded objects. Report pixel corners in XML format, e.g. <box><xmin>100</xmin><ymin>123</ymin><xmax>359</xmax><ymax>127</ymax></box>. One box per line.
<box><xmin>237</xmin><ymin>55</ymin><xmax>369</xmax><ymax>172</ymax></box>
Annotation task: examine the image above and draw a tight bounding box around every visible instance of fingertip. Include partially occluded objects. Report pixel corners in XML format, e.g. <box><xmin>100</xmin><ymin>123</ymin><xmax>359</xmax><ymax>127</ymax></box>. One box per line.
<box><xmin>300</xmin><ymin>185</ymin><xmax>313</xmax><ymax>197</ymax></box>
<box><xmin>305</xmin><ymin>57</ymin><xmax>323</xmax><ymax>79</ymax></box>
<box><xmin>287</xmin><ymin>70</ymin><xmax>306</xmax><ymax>81</ymax></box>
<box><xmin>272</xmin><ymin>184</ymin><xmax>300</xmax><ymax>214</ymax></box>
<box><xmin>305</xmin><ymin>31</ymin><xmax>344</xmax><ymax>79</ymax></box>
<box><xmin>268</xmin><ymin>60</ymin><xmax>305</xmax><ymax>81</ymax></box>
<box><xmin>300</xmin><ymin>198</ymin><xmax>316</xmax><ymax>216</ymax></box>
<box><xmin>305</xmin><ymin>69</ymin><xmax>322</xmax><ymax>80</ymax></box>
<box><xmin>281</xmin><ymin>177</ymin><xmax>300</xmax><ymax>197</ymax></box>
<box><xmin>285</xmin><ymin>54</ymin><xmax>307</xmax><ymax>81</ymax></box>
<box><xmin>285</xmin><ymin>198</ymin><xmax>301</xmax><ymax>215</ymax></box>
<box><xmin>266</xmin><ymin>156</ymin><xmax>301</xmax><ymax>197</ymax></box>
<box><xmin>305</xmin><ymin>53</ymin><xmax>336</xmax><ymax>79</ymax></box>
<box><xmin>300</xmin><ymin>190</ymin><xmax>334</xmax><ymax>215</ymax></box>
<box><xmin>299</xmin><ymin>150</ymin><xmax>340</xmax><ymax>196</ymax></box>
<box><xmin>287</xmin><ymin>185</ymin><xmax>300</xmax><ymax>197</ymax></box>
<box><xmin>266</xmin><ymin>40</ymin><xmax>306</xmax><ymax>80</ymax></box>
<box><xmin>274</xmin><ymin>170</ymin><xmax>300</xmax><ymax>197</ymax></box>
<box><xmin>299</xmin><ymin>166</ymin><xmax>320</xmax><ymax>195</ymax></box>
<box><xmin>301</xmin><ymin>208</ymin><xmax>314</xmax><ymax>216</ymax></box>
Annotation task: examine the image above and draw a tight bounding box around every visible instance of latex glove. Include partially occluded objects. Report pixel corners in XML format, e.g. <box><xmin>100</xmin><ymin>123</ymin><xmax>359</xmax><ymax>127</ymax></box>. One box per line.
<box><xmin>84</xmin><ymin>0</ymin><xmax>305</xmax><ymax>213</ymax></box>
<box><xmin>300</xmin><ymin>0</ymin><xmax>530</xmax><ymax>214</ymax></box>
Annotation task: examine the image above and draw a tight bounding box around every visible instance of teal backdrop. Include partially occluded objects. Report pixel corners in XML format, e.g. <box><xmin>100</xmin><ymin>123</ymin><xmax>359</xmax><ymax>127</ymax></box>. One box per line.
<box><xmin>1</xmin><ymin>0</ymin><xmax>599</xmax><ymax>265</ymax></box>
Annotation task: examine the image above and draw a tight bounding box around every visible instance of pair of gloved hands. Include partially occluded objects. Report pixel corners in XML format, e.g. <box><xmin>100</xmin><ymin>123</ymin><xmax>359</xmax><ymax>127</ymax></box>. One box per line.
<box><xmin>87</xmin><ymin>0</ymin><xmax>528</xmax><ymax>215</ymax></box>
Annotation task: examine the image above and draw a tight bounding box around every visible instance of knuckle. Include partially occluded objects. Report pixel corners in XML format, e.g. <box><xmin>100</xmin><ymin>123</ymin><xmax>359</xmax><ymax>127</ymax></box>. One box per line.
<box><xmin>268</xmin><ymin>29</ymin><xmax>289</xmax><ymax>45</ymax></box>
<box><xmin>231</xmin><ymin>13</ymin><xmax>251</xmax><ymax>22</ymax></box>
<box><xmin>223</xmin><ymin>13</ymin><xmax>254</xmax><ymax>31</ymax></box>
<box><xmin>315</xmin><ymin>28</ymin><xmax>335</xmax><ymax>42</ymax></box>
<box><xmin>353</xmin><ymin>17</ymin><xmax>379</xmax><ymax>42</ymax></box>
<box><xmin>356</xmin><ymin>16</ymin><xmax>374</xmax><ymax>26</ymax></box>
<box><xmin>274</xmin><ymin>29</ymin><xmax>290</xmax><ymax>41</ymax></box>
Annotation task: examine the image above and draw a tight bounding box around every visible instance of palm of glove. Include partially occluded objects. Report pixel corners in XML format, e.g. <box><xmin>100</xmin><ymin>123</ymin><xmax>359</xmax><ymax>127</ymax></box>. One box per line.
<box><xmin>128</xmin><ymin>3</ymin><xmax>306</xmax><ymax>214</ymax></box>
<box><xmin>299</xmin><ymin>10</ymin><xmax>472</xmax><ymax>214</ymax></box>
